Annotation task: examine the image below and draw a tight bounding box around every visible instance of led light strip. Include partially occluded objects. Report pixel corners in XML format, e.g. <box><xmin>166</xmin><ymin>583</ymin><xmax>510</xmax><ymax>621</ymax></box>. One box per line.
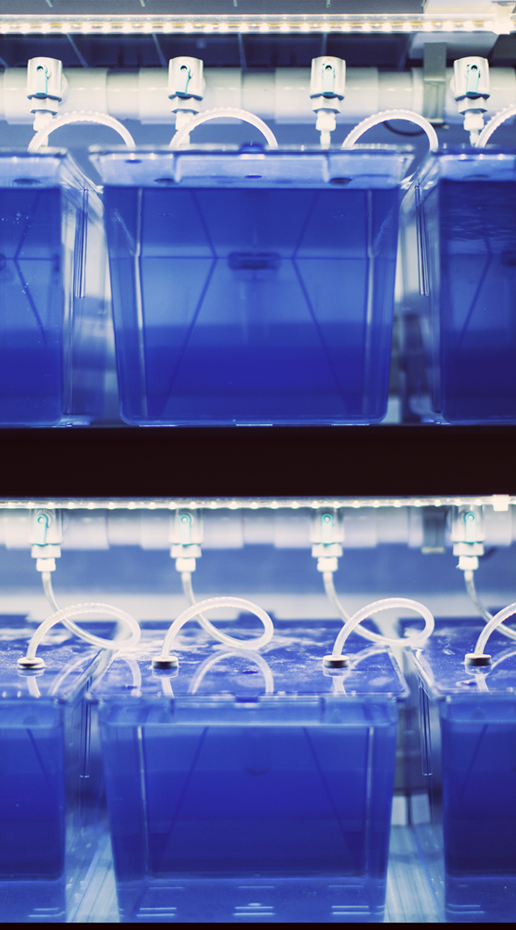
<box><xmin>0</xmin><ymin>496</ymin><xmax>512</xmax><ymax>511</ymax></box>
<box><xmin>0</xmin><ymin>19</ymin><xmax>511</xmax><ymax>36</ymax></box>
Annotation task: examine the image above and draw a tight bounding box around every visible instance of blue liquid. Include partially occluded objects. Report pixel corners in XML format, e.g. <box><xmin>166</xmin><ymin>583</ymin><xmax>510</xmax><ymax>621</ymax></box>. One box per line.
<box><xmin>0</xmin><ymin>182</ymin><xmax>107</xmax><ymax>425</ymax></box>
<box><xmin>0</xmin><ymin>632</ymin><xmax>107</xmax><ymax>922</ymax></box>
<box><xmin>442</xmin><ymin>713</ymin><xmax>516</xmax><ymax>875</ymax></box>
<box><xmin>0</xmin><ymin>704</ymin><xmax>66</xmax><ymax>921</ymax></box>
<box><xmin>441</xmin><ymin>709</ymin><xmax>516</xmax><ymax>921</ymax></box>
<box><xmin>411</xmin><ymin>621</ymin><xmax>516</xmax><ymax>921</ymax></box>
<box><xmin>0</xmin><ymin>189</ymin><xmax>63</xmax><ymax>424</ymax></box>
<box><xmin>101</xmin><ymin>712</ymin><xmax>398</xmax><ymax>921</ymax></box>
<box><xmin>436</xmin><ymin>180</ymin><xmax>516</xmax><ymax>422</ymax></box>
<box><xmin>105</xmin><ymin>186</ymin><xmax>398</xmax><ymax>425</ymax></box>
<box><xmin>0</xmin><ymin>717</ymin><xmax>65</xmax><ymax>877</ymax></box>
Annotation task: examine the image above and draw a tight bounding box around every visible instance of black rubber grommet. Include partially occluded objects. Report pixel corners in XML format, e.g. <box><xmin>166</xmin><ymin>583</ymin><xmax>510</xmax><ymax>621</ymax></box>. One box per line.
<box><xmin>17</xmin><ymin>656</ymin><xmax>45</xmax><ymax>671</ymax></box>
<box><xmin>152</xmin><ymin>656</ymin><xmax>179</xmax><ymax>670</ymax></box>
<box><xmin>465</xmin><ymin>653</ymin><xmax>492</xmax><ymax>667</ymax></box>
<box><xmin>152</xmin><ymin>666</ymin><xmax>179</xmax><ymax>679</ymax></box>
<box><xmin>323</xmin><ymin>654</ymin><xmax>349</xmax><ymax>669</ymax></box>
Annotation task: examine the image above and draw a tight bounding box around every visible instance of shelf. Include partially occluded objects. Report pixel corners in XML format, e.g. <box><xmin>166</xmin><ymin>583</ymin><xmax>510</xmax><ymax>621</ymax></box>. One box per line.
<box><xmin>1</xmin><ymin>425</ymin><xmax>515</xmax><ymax>498</ymax></box>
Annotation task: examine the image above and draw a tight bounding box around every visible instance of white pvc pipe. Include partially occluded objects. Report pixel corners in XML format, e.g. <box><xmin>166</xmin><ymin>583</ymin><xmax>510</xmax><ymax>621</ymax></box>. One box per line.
<box><xmin>2</xmin><ymin>66</ymin><xmax>515</xmax><ymax>127</ymax></box>
<box><xmin>2</xmin><ymin>505</ymin><xmax>515</xmax><ymax>551</ymax></box>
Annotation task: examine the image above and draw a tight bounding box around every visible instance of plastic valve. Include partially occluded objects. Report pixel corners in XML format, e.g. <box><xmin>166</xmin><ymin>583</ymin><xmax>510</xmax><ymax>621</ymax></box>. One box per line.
<box><xmin>169</xmin><ymin>57</ymin><xmax>204</xmax><ymax>138</ymax></box>
<box><xmin>169</xmin><ymin>57</ymin><xmax>204</xmax><ymax>101</ymax></box>
<box><xmin>310</xmin><ymin>57</ymin><xmax>346</xmax><ymax>103</ymax></box>
<box><xmin>170</xmin><ymin>509</ymin><xmax>203</xmax><ymax>571</ymax></box>
<box><xmin>27</xmin><ymin>57</ymin><xmax>65</xmax><ymax>105</ymax></box>
<box><xmin>30</xmin><ymin>509</ymin><xmax>62</xmax><ymax>567</ymax></box>
<box><xmin>453</xmin><ymin>57</ymin><xmax>490</xmax><ymax>143</ymax></box>
<box><xmin>453</xmin><ymin>57</ymin><xmax>490</xmax><ymax>104</ymax></box>
<box><xmin>27</xmin><ymin>58</ymin><xmax>66</xmax><ymax>134</ymax></box>
<box><xmin>311</xmin><ymin>510</ymin><xmax>344</xmax><ymax>572</ymax></box>
<box><xmin>310</xmin><ymin>56</ymin><xmax>346</xmax><ymax>148</ymax></box>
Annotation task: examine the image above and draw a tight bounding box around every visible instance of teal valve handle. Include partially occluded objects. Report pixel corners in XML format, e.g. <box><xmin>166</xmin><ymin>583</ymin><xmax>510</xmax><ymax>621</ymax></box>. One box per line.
<box><xmin>33</xmin><ymin>512</ymin><xmax>50</xmax><ymax>545</ymax></box>
<box><xmin>175</xmin><ymin>64</ymin><xmax>191</xmax><ymax>97</ymax></box>
<box><xmin>34</xmin><ymin>64</ymin><xmax>49</xmax><ymax>98</ymax></box>
<box><xmin>465</xmin><ymin>63</ymin><xmax>481</xmax><ymax>97</ymax></box>
<box><xmin>321</xmin><ymin>64</ymin><xmax>336</xmax><ymax>96</ymax></box>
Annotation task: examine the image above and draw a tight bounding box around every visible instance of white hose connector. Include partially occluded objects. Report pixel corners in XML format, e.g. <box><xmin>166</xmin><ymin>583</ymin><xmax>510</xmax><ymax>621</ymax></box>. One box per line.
<box><xmin>323</xmin><ymin>597</ymin><xmax>435</xmax><ymax>669</ymax></box>
<box><xmin>169</xmin><ymin>107</ymin><xmax>279</xmax><ymax>149</ymax></box>
<box><xmin>17</xmin><ymin>604</ymin><xmax>141</xmax><ymax>670</ymax></box>
<box><xmin>152</xmin><ymin>596</ymin><xmax>274</xmax><ymax>670</ymax></box>
<box><xmin>342</xmin><ymin>108</ymin><xmax>439</xmax><ymax>152</ymax></box>
<box><xmin>477</xmin><ymin>104</ymin><xmax>516</xmax><ymax>147</ymax></box>
<box><xmin>28</xmin><ymin>110</ymin><xmax>135</xmax><ymax>152</ymax></box>
<box><xmin>466</xmin><ymin>601</ymin><xmax>516</xmax><ymax>667</ymax></box>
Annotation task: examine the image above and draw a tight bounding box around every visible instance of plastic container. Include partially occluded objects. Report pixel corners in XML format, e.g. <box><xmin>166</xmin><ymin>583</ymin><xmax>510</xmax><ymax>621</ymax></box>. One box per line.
<box><xmin>400</xmin><ymin>147</ymin><xmax>516</xmax><ymax>423</ymax></box>
<box><xmin>0</xmin><ymin>619</ymin><xmax>106</xmax><ymax>922</ymax></box>
<box><xmin>91</xmin><ymin>146</ymin><xmax>412</xmax><ymax>425</ymax></box>
<box><xmin>410</xmin><ymin>619</ymin><xmax>516</xmax><ymax>922</ymax></box>
<box><xmin>91</xmin><ymin>618</ymin><xmax>408</xmax><ymax>923</ymax></box>
<box><xmin>0</xmin><ymin>150</ymin><xmax>110</xmax><ymax>425</ymax></box>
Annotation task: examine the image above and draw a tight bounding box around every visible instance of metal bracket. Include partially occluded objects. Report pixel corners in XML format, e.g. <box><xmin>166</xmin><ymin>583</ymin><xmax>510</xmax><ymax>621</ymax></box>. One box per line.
<box><xmin>422</xmin><ymin>43</ymin><xmax>447</xmax><ymax>126</ymax></box>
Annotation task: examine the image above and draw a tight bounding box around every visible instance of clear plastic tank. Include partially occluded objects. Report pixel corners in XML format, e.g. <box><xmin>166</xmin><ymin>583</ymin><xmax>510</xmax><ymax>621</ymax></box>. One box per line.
<box><xmin>410</xmin><ymin>620</ymin><xmax>516</xmax><ymax>922</ymax></box>
<box><xmin>91</xmin><ymin>619</ymin><xmax>408</xmax><ymax>922</ymax></box>
<box><xmin>0</xmin><ymin>151</ymin><xmax>110</xmax><ymax>425</ymax></box>
<box><xmin>92</xmin><ymin>146</ymin><xmax>412</xmax><ymax>425</ymax></box>
<box><xmin>0</xmin><ymin>621</ymin><xmax>105</xmax><ymax>922</ymax></box>
<box><xmin>400</xmin><ymin>147</ymin><xmax>516</xmax><ymax>423</ymax></box>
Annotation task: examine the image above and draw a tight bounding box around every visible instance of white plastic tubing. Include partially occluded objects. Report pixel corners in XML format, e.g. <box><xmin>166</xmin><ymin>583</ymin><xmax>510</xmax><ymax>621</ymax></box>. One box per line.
<box><xmin>170</xmin><ymin>107</ymin><xmax>278</xmax><ymax>148</ymax></box>
<box><xmin>155</xmin><ymin>597</ymin><xmax>274</xmax><ymax>667</ymax></box>
<box><xmin>16</xmin><ymin>569</ymin><xmax>141</xmax><ymax>670</ymax></box>
<box><xmin>341</xmin><ymin>108</ymin><xmax>438</xmax><ymax>185</ymax></box>
<box><xmin>4</xmin><ymin>67</ymin><xmax>516</xmax><ymax>126</ymax></box>
<box><xmin>18</xmin><ymin>603</ymin><xmax>141</xmax><ymax>670</ymax></box>
<box><xmin>323</xmin><ymin>571</ymin><xmax>435</xmax><ymax>652</ymax></box>
<box><xmin>342</xmin><ymin>109</ymin><xmax>438</xmax><ymax>152</ymax></box>
<box><xmin>329</xmin><ymin>597</ymin><xmax>435</xmax><ymax>663</ymax></box>
<box><xmin>477</xmin><ymin>104</ymin><xmax>516</xmax><ymax>146</ymax></box>
<box><xmin>473</xmin><ymin>603</ymin><xmax>516</xmax><ymax>658</ymax></box>
<box><xmin>28</xmin><ymin>110</ymin><xmax>135</xmax><ymax>152</ymax></box>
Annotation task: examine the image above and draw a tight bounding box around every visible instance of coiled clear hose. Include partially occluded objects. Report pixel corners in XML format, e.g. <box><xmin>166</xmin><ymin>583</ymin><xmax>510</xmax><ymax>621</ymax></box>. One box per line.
<box><xmin>170</xmin><ymin>107</ymin><xmax>279</xmax><ymax>149</ymax></box>
<box><xmin>154</xmin><ymin>588</ymin><xmax>274</xmax><ymax>667</ymax></box>
<box><xmin>464</xmin><ymin>569</ymin><xmax>516</xmax><ymax>642</ymax></box>
<box><xmin>181</xmin><ymin>571</ymin><xmax>274</xmax><ymax>651</ymax></box>
<box><xmin>328</xmin><ymin>597</ymin><xmax>435</xmax><ymax>664</ymax></box>
<box><xmin>477</xmin><ymin>105</ymin><xmax>516</xmax><ymax>148</ymax></box>
<box><xmin>28</xmin><ymin>110</ymin><xmax>135</xmax><ymax>152</ymax></box>
<box><xmin>342</xmin><ymin>109</ymin><xmax>439</xmax><ymax>153</ymax></box>
<box><xmin>17</xmin><ymin>572</ymin><xmax>141</xmax><ymax>669</ymax></box>
<box><xmin>323</xmin><ymin>572</ymin><xmax>435</xmax><ymax>652</ymax></box>
<box><xmin>472</xmin><ymin>602</ymin><xmax>516</xmax><ymax>660</ymax></box>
